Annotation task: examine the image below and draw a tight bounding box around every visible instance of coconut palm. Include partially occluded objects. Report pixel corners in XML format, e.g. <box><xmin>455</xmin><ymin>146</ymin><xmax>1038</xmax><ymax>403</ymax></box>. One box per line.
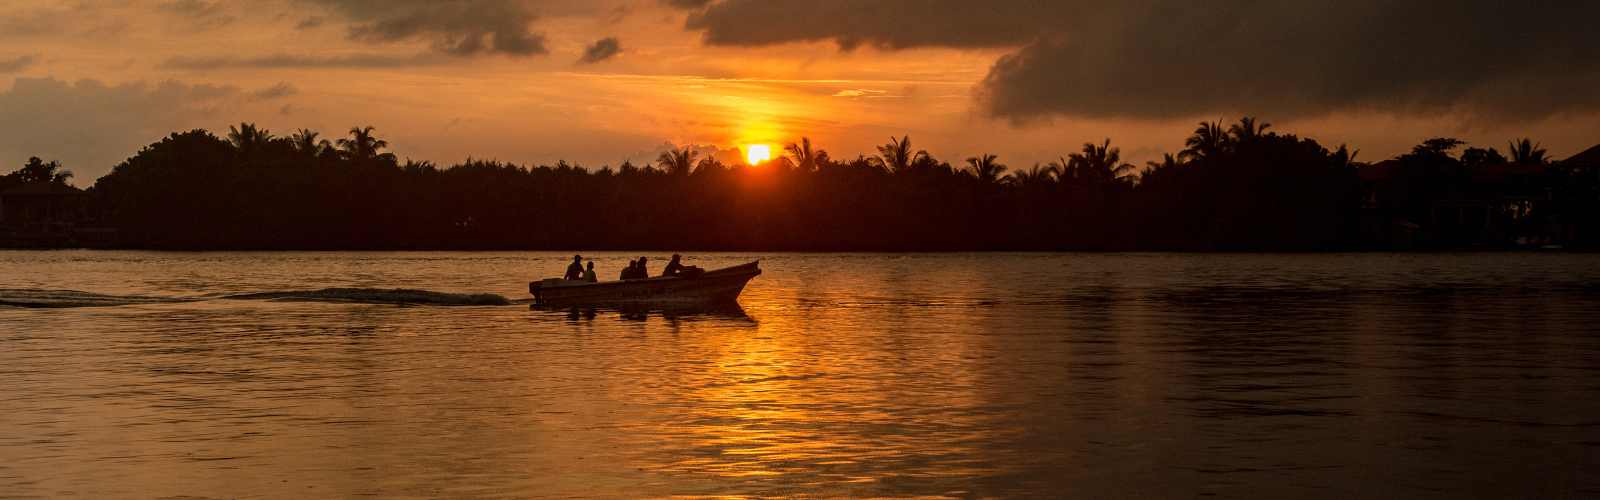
<box><xmin>965</xmin><ymin>154</ymin><xmax>1007</xmax><ymax>184</ymax></box>
<box><xmin>874</xmin><ymin>135</ymin><xmax>929</xmax><ymax>174</ymax></box>
<box><xmin>289</xmin><ymin>129</ymin><xmax>331</xmax><ymax>158</ymax></box>
<box><xmin>226</xmin><ymin>122</ymin><xmax>273</xmax><ymax>155</ymax></box>
<box><xmin>1180</xmin><ymin>120</ymin><xmax>1229</xmax><ymax>161</ymax></box>
<box><xmin>1227</xmin><ymin>116</ymin><xmax>1271</xmax><ymax>143</ymax></box>
<box><xmin>337</xmin><ymin>126</ymin><xmax>396</xmax><ymax>163</ymax></box>
<box><xmin>1507</xmin><ymin>138</ymin><xmax>1548</xmax><ymax>165</ymax></box>
<box><xmin>1143</xmin><ymin>153</ymin><xmax>1182</xmax><ymax>176</ymax></box>
<box><xmin>785</xmin><ymin>137</ymin><xmax>823</xmax><ymax>172</ymax></box>
<box><xmin>655</xmin><ymin>147</ymin><xmax>697</xmax><ymax>176</ymax></box>
<box><xmin>1064</xmin><ymin>138</ymin><xmax>1135</xmax><ymax>186</ymax></box>
<box><xmin>694</xmin><ymin>156</ymin><xmax>729</xmax><ymax>175</ymax></box>
<box><xmin>1003</xmin><ymin>163</ymin><xmax>1059</xmax><ymax>190</ymax></box>
<box><xmin>1331</xmin><ymin>144</ymin><xmax>1359</xmax><ymax>169</ymax></box>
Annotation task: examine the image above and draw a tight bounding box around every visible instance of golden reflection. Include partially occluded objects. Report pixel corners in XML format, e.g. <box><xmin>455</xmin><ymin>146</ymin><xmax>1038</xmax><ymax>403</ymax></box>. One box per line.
<box><xmin>623</xmin><ymin>266</ymin><xmax>1004</xmax><ymax>491</ymax></box>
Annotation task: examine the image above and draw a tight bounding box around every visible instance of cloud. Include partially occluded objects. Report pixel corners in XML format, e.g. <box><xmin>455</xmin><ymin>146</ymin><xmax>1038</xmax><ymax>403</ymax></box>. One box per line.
<box><xmin>662</xmin><ymin>0</ymin><xmax>712</xmax><ymax>8</ymax></box>
<box><xmin>161</xmin><ymin>52</ymin><xmax>441</xmax><ymax>69</ymax></box>
<box><xmin>684</xmin><ymin>0</ymin><xmax>1034</xmax><ymax>50</ymax></box>
<box><xmin>159</xmin><ymin>0</ymin><xmax>218</xmax><ymax>16</ymax></box>
<box><xmin>305</xmin><ymin>0</ymin><xmax>548</xmax><ymax>56</ymax></box>
<box><xmin>0</xmin><ymin>78</ymin><xmax>240</xmax><ymax>181</ymax></box>
<box><xmin>578</xmin><ymin>37</ymin><xmax>621</xmax><ymax>64</ymax></box>
<box><xmin>832</xmin><ymin>89</ymin><xmax>888</xmax><ymax>98</ymax></box>
<box><xmin>295</xmin><ymin>16</ymin><xmax>325</xmax><ymax>30</ymax></box>
<box><xmin>251</xmin><ymin>82</ymin><xmax>298</xmax><ymax>100</ymax></box>
<box><xmin>0</xmin><ymin>3</ymin><xmax>116</xmax><ymax>37</ymax></box>
<box><xmin>158</xmin><ymin>0</ymin><xmax>235</xmax><ymax>28</ymax></box>
<box><xmin>0</xmin><ymin>55</ymin><xmax>37</xmax><ymax>73</ymax></box>
<box><xmin>684</xmin><ymin>1</ymin><xmax>1600</xmax><ymax>122</ymax></box>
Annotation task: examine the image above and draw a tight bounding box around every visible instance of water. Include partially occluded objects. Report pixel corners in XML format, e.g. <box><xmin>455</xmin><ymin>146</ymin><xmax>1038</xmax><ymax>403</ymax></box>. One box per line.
<box><xmin>2</xmin><ymin>251</ymin><xmax>1599</xmax><ymax>498</ymax></box>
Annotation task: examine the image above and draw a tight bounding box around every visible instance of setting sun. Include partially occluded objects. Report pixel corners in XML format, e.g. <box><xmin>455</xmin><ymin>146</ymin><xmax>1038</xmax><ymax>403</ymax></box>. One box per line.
<box><xmin>745</xmin><ymin>144</ymin><xmax>772</xmax><ymax>165</ymax></box>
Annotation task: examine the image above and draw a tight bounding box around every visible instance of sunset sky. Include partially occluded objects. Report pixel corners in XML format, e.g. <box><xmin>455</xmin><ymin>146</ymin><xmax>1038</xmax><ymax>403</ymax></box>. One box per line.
<box><xmin>4</xmin><ymin>0</ymin><xmax>1598</xmax><ymax>181</ymax></box>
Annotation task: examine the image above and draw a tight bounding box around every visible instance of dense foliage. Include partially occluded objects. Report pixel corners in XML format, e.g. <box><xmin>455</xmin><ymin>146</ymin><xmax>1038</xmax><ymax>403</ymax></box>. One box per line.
<box><xmin>8</xmin><ymin>118</ymin><xmax>1596</xmax><ymax>250</ymax></box>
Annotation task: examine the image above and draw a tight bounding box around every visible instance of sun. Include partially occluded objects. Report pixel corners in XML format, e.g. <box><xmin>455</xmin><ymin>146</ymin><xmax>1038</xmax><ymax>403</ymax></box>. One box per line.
<box><xmin>746</xmin><ymin>144</ymin><xmax>772</xmax><ymax>165</ymax></box>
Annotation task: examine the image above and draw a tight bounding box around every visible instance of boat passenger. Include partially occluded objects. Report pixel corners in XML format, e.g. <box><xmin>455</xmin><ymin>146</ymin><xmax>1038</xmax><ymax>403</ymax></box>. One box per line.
<box><xmin>636</xmin><ymin>256</ymin><xmax>649</xmax><ymax>278</ymax></box>
<box><xmin>620</xmin><ymin>259</ymin><xmax>636</xmax><ymax>280</ymax></box>
<box><xmin>583</xmin><ymin>261</ymin><xmax>598</xmax><ymax>282</ymax></box>
<box><xmin>663</xmin><ymin>254</ymin><xmax>704</xmax><ymax>278</ymax></box>
<box><xmin>564</xmin><ymin>254</ymin><xmax>584</xmax><ymax>280</ymax></box>
<box><xmin>663</xmin><ymin>254</ymin><xmax>685</xmax><ymax>277</ymax></box>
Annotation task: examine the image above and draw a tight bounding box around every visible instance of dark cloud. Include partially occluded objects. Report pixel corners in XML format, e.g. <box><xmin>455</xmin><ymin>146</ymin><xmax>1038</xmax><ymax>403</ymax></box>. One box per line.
<box><xmin>0</xmin><ymin>55</ymin><xmax>37</xmax><ymax>73</ymax></box>
<box><xmin>159</xmin><ymin>0</ymin><xmax>218</xmax><ymax>16</ymax></box>
<box><xmin>0</xmin><ymin>3</ymin><xmax>112</xmax><ymax>36</ymax></box>
<box><xmin>306</xmin><ymin>0</ymin><xmax>548</xmax><ymax>56</ymax></box>
<box><xmin>578</xmin><ymin>37</ymin><xmax>622</xmax><ymax>64</ymax></box>
<box><xmin>160</xmin><ymin>53</ymin><xmax>440</xmax><ymax>70</ymax></box>
<box><xmin>684</xmin><ymin>0</ymin><xmax>1035</xmax><ymax>50</ymax></box>
<box><xmin>685</xmin><ymin>1</ymin><xmax>1600</xmax><ymax>122</ymax></box>
<box><xmin>662</xmin><ymin>0</ymin><xmax>712</xmax><ymax>9</ymax></box>
<box><xmin>251</xmin><ymin>82</ymin><xmax>298</xmax><ymax>100</ymax></box>
<box><xmin>158</xmin><ymin>0</ymin><xmax>235</xmax><ymax>27</ymax></box>
<box><xmin>295</xmin><ymin>16</ymin><xmax>325</xmax><ymax>30</ymax></box>
<box><xmin>0</xmin><ymin>78</ymin><xmax>239</xmax><ymax>180</ymax></box>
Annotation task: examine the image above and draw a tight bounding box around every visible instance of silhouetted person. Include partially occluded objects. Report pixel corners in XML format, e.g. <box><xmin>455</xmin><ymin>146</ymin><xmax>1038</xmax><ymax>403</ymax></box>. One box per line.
<box><xmin>636</xmin><ymin>256</ymin><xmax>649</xmax><ymax>278</ymax></box>
<box><xmin>564</xmin><ymin>254</ymin><xmax>583</xmax><ymax>280</ymax></box>
<box><xmin>620</xmin><ymin>259</ymin><xmax>636</xmax><ymax>280</ymax></box>
<box><xmin>663</xmin><ymin>254</ymin><xmax>685</xmax><ymax>277</ymax></box>
<box><xmin>583</xmin><ymin>261</ymin><xmax>597</xmax><ymax>282</ymax></box>
<box><xmin>661</xmin><ymin>254</ymin><xmax>704</xmax><ymax>278</ymax></box>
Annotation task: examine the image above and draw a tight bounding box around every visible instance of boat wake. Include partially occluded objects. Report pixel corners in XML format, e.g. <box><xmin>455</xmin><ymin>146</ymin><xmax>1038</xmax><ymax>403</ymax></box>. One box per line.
<box><xmin>0</xmin><ymin>287</ymin><xmax>513</xmax><ymax>308</ymax></box>
<box><xmin>224</xmin><ymin>288</ymin><xmax>512</xmax><ymax>306</ymax></box>
<box><xmin>0</xmin><ymin>288</ymin><xmax>194</xmax><ymax>308</ymax></box>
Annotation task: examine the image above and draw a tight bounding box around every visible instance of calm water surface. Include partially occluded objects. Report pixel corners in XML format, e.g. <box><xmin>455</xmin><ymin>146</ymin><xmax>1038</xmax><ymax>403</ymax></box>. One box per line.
<box><xmin>2</xmin><ymin>251</ymin><xmax>1599</xmax><ymax>498</ymax></box>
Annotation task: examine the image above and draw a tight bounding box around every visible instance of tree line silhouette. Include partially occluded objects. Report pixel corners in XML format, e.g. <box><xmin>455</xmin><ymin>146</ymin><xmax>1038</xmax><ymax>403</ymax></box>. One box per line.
<box><xmin>7</xmin><ymin>118</ymin><xmax>1598</xmax><ymax>250</ymax></box>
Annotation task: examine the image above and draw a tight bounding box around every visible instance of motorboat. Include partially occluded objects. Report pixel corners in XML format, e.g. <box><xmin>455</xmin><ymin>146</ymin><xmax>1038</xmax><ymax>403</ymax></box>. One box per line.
<box><xmin>529</xmin><ymin>261</ymin><xmax>760</xmax><ymax>307</ymax></box>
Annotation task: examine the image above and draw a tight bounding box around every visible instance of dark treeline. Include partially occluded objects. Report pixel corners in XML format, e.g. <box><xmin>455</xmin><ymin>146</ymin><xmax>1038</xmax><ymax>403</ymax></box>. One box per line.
<box><xmin>5</xmin><ymin>118</ymin><xmax>1599</xmax><ymax>250</ymax></box>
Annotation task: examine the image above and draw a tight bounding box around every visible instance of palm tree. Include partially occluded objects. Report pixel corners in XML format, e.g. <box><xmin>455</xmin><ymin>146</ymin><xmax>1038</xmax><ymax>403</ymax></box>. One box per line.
<box><xmin>874</xmin><ymin>135</ymin><xmax>929</xmax><ymax>174</ymax></box>
<box><xmin>1507</xmin><ymin>138</ymin><xmax>1548</xmax><ymax>165</ymax></box>
<box><xmin>1332</xmin><ymin>144</ymin><xmax>1359</xmax><ymax>169</ymax></box>
<box><xmin>1180</xmin><ymin>120</ymin><xmax>1229</xmax><ymax>161</ymax></box>
<box><xmin>785</xmin><ymin>137</ymin><xmax>823</xmax><ymax>172</ymax></box>
<box><xmin>1142</xmin><ymin>153</ymin><xmax>1183</xmax><ymax>179</ymax></box>
<box><xmin>1064</xmin><ymin>138</ymin><xmax>1135</xmax><ymax>186</ymax></box>
<box><xmin>655</xmin><ymin>147</ymin><xmax>697</xmax><ymax>176</ymax></box>
<box><xmin>226</xmin><ymin>122</ymin><xmax>273</xmax><ymax>155</ymax></box>
<box><xmin>289</xmin><ymin>129</ymin><xmax>331</xmax><ymax>157</ymax></box>
<box><xmin>694</xmin><ymin>156</ymin><xmax>728</xmax><ymax>176</ymax></box>
<box><xmin>337</xmin><ymin>126</ymin><xmax>396</xmax><ymax>163</ymax></box>
<box><xmin>1228</xmin><ymin>116</ymin><xmax>1271</xmax><ymax>142</ymax></box>
<box><xmin>965</xmin><ymin>154</ymin><xmax>1007</xmax><ymax>184</ymax></box>
<box><xmin>1004</xmin><ymin>163</ymin><xmax>1059</xmax><ymax>190</ymax></box>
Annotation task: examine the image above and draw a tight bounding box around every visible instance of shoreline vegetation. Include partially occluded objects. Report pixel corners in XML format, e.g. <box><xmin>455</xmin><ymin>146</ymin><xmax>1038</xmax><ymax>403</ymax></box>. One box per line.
<box><xmin>2</xmin><ymin>118</ymin><xmax>1597</xmax><ymax>251</ymax></box>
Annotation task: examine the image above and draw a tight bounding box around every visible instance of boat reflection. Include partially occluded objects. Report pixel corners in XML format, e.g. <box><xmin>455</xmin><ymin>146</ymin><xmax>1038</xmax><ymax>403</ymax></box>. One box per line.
<box><xmin>533</xmin><ymin>302</ymin><xmax>754</xmax><ymax>323</ymax></box>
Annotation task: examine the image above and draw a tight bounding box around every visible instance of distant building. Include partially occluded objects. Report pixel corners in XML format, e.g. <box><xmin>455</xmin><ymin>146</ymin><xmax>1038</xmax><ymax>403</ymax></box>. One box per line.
<box><xmin>1563</xmin><ymin>144</ymin><xmax>1600</xmax><ymax>168</ymax></box>
<box><xmin>1355</xmin><ymin>150</ymin><xmax>1578</xmax><ymax>249</ymax></box>
<box><xmin>1555</xmin><ymin>144</ymin><xmax>1600</xmax><ymax>246</ymax></box>
<box><xmin>0</xmin><ymin>183</ymin><xmax>88</xmax><ymax>245</ymax></box>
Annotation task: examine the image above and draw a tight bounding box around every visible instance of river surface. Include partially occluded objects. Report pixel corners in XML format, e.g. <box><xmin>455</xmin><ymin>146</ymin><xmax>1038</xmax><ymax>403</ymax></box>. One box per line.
<box><xmin>2</xmin><ymin>251</ymin><xmax>1599</xmax><ymax>498</ymax></box>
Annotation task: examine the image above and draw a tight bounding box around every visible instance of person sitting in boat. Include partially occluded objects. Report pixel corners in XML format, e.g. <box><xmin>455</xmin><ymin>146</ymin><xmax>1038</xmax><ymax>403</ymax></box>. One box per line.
<box><xmin>564</xmin><ymin>254</ymin><xmax>584</xmax><ymax>281</ymax></box>
<box><xmin>662</xmin><ymin>254</ymin><xmax>705</xmax><ymax>278</ymax></box>
<box><xmin>620</xmin><ymin>259</ymin><xmax>637</xmax><ymax>280</ymax></box>
<box><xmin>583</xmin><ymin>261</ymin><xmax>598</xmax><ymax>282</ymax></box>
